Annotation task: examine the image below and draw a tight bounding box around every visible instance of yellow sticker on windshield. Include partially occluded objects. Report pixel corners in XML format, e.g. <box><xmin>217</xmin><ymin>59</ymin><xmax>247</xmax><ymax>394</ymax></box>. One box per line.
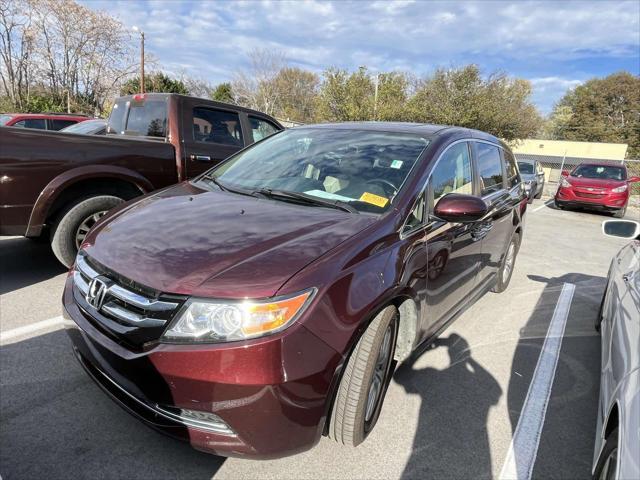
<box><xmin>360</xmin><ymin>192</ymin><xmax>389</xmax><ymax>208</ymax></box>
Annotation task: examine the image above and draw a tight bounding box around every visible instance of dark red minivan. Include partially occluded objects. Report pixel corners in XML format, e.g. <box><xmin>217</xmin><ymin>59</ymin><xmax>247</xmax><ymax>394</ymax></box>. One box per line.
<box><xmin>63</xmin><ymin>123</ymin><xmax>527</xmax><ymax>458</ymax></box>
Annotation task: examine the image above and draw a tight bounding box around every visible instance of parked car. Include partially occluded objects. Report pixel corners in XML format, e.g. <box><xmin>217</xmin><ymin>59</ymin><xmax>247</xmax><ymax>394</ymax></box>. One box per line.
<box><xmin>555</xmin><ymin>163</ymin><xmax>640</xmax><ymax>218</ymax></box>
<box><xmin>63</xmin><ymin>123</ymin><xmax>528</xmax><ymax>459</ymax></box>
<box><xmin>0</xmin><ymin>112</ymin><xmax>90</xmax><ymax>130</ymax></box>
<box><xmin>60</xmin><ymin>118</ymin><xmax>107</xmax><ymax>135</ymax></box>
<box><xmin>0</xmin><ymin>93</ymin><xmax>282</xmax><ymax>266</ymax></box>
<box><xmin>517</xmin><ymin>159</ymin><xmax>545</xmax><ymax>200</ymax></box>
<box><xmin>593</xmin><ymin>219</ymin><xmax>640</xmax><ymax>480</ymax></box>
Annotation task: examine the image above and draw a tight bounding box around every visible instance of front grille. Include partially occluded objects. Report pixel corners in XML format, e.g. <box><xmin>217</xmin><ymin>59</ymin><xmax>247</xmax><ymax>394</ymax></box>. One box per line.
<box><xmin>73</xmin><ymin>252</ymin><xmax>186</xmax><ymax>348</ymax></box>
<box><xmin>575</xmin><ymin>191</ymin><xmax>605</xmax><ymax>199</ymax></box>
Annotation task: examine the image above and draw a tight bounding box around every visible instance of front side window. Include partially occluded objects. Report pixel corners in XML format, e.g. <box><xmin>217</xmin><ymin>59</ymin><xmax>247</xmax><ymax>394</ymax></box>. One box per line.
<box><xmin>193</xmin><ymin>108</ymin><xmax>243</xmax><ymax>146</ymax></box>
<box><xmin>249</xmin><ymin>116</ymin><xmax>279</xmax><ymax>142</ymax></box>
<box><xmin>517</xmin><ymin>162</ymin><xmax>534</xmax><ymax>174</ymax></box>
<box><xmin>403</xmin><ymin>192</ymin><xmax>425</xmax><ymax>233</ymax></box>
<box><xmin>13</xmin><ymin>118</ymin><xmax>46</xmax><ymax>129</ymax></box>
<box><xmin>572</xmin><ymin>164</ymin><xmax>626</xmax><ymax>181</ymax></box>
<box><xmin>209</xmin><ymin>128</ymin><xmax>429</xmax><ymax>214</ymax></box>
<box><xmin>50</xmin><ymin>119</ymin><xmax>76</xmax><ymax>131</ymax></box>
<box><xmin>430</xmin><ymin>142</ymin><xmax>474</xmax><ymax>210</ymax></box>
<box><xmin>476</xmin><ymin>143</ymin><xmax>504</xmax><ymax>195</ymax></box>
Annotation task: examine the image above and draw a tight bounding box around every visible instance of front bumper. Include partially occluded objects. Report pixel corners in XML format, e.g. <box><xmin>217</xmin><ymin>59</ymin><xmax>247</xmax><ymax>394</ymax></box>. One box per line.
<box><xmin>63</xmin><ymin>276</ymin><xmax>342</xmax><ymax>459</ymax></box>
<box><xmin>555</xmin><ymin>186</ymin><xmax>628</xmax><ymax>211</ymax></box>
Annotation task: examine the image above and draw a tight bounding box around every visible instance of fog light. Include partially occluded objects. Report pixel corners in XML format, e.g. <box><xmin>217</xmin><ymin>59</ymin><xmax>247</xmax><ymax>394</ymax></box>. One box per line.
<box><xmin>156</xmin><ymin>405</ymin><xmax>235</xmax><ymax>435</ymax></box>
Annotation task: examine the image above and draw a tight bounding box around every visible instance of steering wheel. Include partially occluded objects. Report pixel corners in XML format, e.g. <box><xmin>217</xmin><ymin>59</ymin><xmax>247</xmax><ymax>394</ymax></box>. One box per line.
<box><xmin>365</xmin><ymin>179</ymin><xmax>398</xmax><ymax>197</ymax></box>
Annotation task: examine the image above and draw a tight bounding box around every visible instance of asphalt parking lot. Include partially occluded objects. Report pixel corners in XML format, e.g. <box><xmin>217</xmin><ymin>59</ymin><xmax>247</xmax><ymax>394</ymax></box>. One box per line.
<box><xmin>0</xmin><ymin>198</ymin><xmax>637</xmax><ymax>480</ymax></box>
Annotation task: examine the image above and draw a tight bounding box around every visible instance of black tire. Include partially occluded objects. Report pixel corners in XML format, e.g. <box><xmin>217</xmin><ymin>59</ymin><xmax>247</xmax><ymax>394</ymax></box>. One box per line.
<box><xmin>328</xmin><ymin>305</ymin><xmax>398</xmax><ymax>447</ymax></box>
<box><xmin>492</xmin><ymin>233</ymin><xmax>520</xmax><ymax>293</ymax></box>
<box><xmin>593</xmin><ymin>428</ymin><xmax>618</xmax><ymax>480</ymax></box>
<box><xmin>613</xmin><ymin>205</ymin><xmax>626</xmax><ymax>218</ymax></box>
<box><xmin>50</xmin><ymin>195</ymin><xmax>123</xmax><ymax>267</ymax></box>
<box><xmin>595</xmin><ymin>287</ymin><xmax>607</xmax><ymax>332</ymax></box>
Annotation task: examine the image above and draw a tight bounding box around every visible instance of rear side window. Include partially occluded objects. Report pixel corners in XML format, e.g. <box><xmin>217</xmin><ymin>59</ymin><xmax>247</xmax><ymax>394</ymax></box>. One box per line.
<box><xmin>503</xmin><ymin>150</ymin><xmax>520</xmax><ymax>188</ymax></box>
<box><xmin>193</xmin><ymin>108</ymin><xmax>243</xmax><ymax>146</ymax></box>
<box><xmin>50</xmin><ymin>119</ymin><xmax>77</xmax><ymax>131</ymax></box>
<box><xmin>475</xmin><ymin>143</ymin><xmax>504</xmax><ymax>195</ymax></box>
<box><xmin>13</xmin><ymin>118</ymin><xmax>46</xmax><ymax>130</ymax></box>
<box><xmin>249</xmin><ymin>117</ymin><xmax>279</xmax><ymax>142</ymax></box>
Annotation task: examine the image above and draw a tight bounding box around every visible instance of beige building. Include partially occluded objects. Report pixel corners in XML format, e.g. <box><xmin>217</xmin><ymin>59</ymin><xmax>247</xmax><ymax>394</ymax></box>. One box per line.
<box><xmin>511</xmin><ymin>139</ymin><xmax>628</xmax><ymax>160</ymax></box>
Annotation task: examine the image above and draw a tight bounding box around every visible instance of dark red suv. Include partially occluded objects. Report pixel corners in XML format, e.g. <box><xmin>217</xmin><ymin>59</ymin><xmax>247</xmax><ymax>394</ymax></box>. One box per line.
<box><xmin>0</xmin><ymin>113</ymin><xmax>90</xmax><ymax>130</ymax></box>
<box><xmin>63</xmin><ymin>123</ymin><xmax>527</xmax><ymax>458</ymax></box>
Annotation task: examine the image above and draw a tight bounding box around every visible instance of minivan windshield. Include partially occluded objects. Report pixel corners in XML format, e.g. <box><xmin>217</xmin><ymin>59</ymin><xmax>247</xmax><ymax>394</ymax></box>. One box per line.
<box><xmin>207</xmin><ymin>128</ymin><xmax>429</xmax><ymax>214</ymax></box>
<box><xmin>572</xmin><ymin>164</ymin><xmax>626</xmax><ymax>181</ymax></box>
<box><xmin>517</xmin><ymin>162</ymin><xmax>534</xmax><ymax>174</ymax></box>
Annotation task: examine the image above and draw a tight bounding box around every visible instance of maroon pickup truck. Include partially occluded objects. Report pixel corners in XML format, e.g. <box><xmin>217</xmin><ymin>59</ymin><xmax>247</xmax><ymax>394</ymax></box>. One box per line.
<box><xmin>0</xmin><ymin>93</ymin><xmax>282</xmax><ymax>266</ymax></box>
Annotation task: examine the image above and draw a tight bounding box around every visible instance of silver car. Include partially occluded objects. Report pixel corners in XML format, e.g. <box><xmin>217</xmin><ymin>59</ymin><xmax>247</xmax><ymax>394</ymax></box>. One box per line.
<box><xmin>593</xmin><ymin>219</ymin><xmax>640</xmax><ymax>480</ymax></box>
<box><xmin>517</xmin><ymin>160</ymin><xmax>545</xmax><ymax>201</ymax></box>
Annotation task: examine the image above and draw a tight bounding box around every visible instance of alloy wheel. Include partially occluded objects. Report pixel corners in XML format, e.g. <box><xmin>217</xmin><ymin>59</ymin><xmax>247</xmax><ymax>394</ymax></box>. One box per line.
<box><xmin>75</xmin><ymin>211</ymin><xmax>107</xmax><ymax>248</ymax></box>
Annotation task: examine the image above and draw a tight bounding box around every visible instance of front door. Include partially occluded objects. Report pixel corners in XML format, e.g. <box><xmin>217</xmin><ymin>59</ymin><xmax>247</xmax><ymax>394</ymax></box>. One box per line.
<box><xmin>182</xmin><ymin>105</ymin><xmax>246</xmax><ymax>178</ymax></box>
<box><xmin>424</xmin><ymin>141</ymin><xmax>483</xmax><ymax>332</ymax></box>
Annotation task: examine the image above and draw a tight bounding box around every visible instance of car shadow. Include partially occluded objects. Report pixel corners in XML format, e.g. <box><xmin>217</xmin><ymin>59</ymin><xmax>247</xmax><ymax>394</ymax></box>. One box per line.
<box><xmin>506</xmin><ymin>273</ymin><xmax>603</xmax><ymax>478</ymax></box>
<box><xmin>0</xmin><ymin>237</ymin><xmax>67</xmax><ymax>295</ymax></box>
<box><xmin>394</xmin><ymin>333</ymin><xmax>501</xmax><ymax>479</ymax></box>
<box><xmin>0</xmin><ymin>330</ymin><xmax>225</xmax><ymax>479</ymax></box>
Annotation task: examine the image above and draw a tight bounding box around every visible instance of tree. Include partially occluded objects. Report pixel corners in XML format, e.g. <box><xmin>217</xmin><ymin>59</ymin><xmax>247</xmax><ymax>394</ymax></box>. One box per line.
<box><xmin>548</xmin><ymin>72</ymin><xmax>640</xmax><ymax>158</ymax></box>
<box><xmin>407</xmin><ymin>65</ymin><xmax>541</xmax><ymax>141</ymax></box>
<box><xmin>232</xmin><ymin>49</ymin><xmax>286</xmax><ymax>116</ymax></box>
<box><xmin>272</xmin><ymin>67</ymin><xmax>318</xmax><ymax>122</ymax></box>
<box><xmin>120</xmin><ymin>72</ymin><xmax>188</xmax><ymax>95</ymax></box>
<box><xmin>317</xmin><ymin>67</ymin><xmax>375</xmax><ymax>121</ymax></box>
<box><xmin>210</xmin><ymin>82</ymin><xmax>234</xmax><ymax>103</ymax></box>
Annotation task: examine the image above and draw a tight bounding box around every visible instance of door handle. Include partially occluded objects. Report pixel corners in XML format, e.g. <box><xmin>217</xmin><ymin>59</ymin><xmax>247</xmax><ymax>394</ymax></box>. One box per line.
<box><xmin>190</xmin><ymin>154</ymin><xmax>212</xmax><ymax>162</ymax></box>
<box><xmin>622</xmin><ymin>273</ymin><xmax>633</xmax><ymax>283</ymax></box>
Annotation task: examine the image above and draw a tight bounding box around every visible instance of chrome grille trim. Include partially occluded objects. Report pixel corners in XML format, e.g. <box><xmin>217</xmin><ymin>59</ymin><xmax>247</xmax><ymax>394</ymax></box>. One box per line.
<box><xmin>73</xmin><ymin>252</ymin><xmax>179</xmax><ymax>329</ymax></box>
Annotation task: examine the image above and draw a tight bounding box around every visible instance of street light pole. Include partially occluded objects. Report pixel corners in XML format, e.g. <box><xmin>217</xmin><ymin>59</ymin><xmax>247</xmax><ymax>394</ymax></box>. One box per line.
<box><xmin>133</xmin><ymin>26</ymin><xmax>145</xmax><ymax>94</ymax></box>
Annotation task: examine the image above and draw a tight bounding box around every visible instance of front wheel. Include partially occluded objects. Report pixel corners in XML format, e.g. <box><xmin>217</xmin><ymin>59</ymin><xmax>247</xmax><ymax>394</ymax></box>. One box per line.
<box><xmin>328</xmin><ymin>306</ymin><xmax>398</xmax><ymax>447</ymax></box>
<box><xmin>593</xmin><ymin>428</ymin><xmax>618</xmax><ymax>480</ymax></box>
<box><xmin>613</xmin><ymin>205</ymin><xmax>627</xmax><ymax>218</ymax></box>
<box><xmin>534</xmin><ymin>184</ymin><xmax>543</xmax><ymax>199</ymax></box>
<box><xmin>50</xmin><ymin>195</ymin><xmax>124</xmax><ymax>267</ymax></box>
<box><xmin>492</xmin><ymin>233</ymin><xmax>520</xmax><ymax>293</ymax></box>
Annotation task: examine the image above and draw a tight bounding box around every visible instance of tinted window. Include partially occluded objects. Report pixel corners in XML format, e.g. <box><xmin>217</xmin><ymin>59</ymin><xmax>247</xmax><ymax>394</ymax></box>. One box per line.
<box><xmin>430</xmin><ymin>142</ymin><xmax>474</xmax><ymax>208</ymax></box>
<box><xmin>13</xmin><ymin>118</ymin><xmax>46</xmax><ymax>130</ymax></box>
<box><xmin>126</xmin><ymin>99</ymin><xmax>167</xmax><ymax>137</ymax></box>
<box><xmin>517</xmin><ymin>162</ymin><xmax>534</xmax><ymax>174</ymax></box>
<box><xmin>476</xmin><ymin>143</ymin><xmax>504</xmax><ymax>195</ymax></box>
<box><xmin>193</xmin><ymin>108</ymin><xmax>243</xmax><ymax>146</ymax></box>
<box><xmin>572</xmin><ymin>164</ymin><xmax>626</xmax><ymax>181</ymax></box>
<box><xmin>211</xmin><ymin>128</ymin><xmax>429</xmax><ymax>214</ymax></box>
<box><xmin>50</xmin><ymin>119</ymin><xmax>77</xmax><ymax>131</ymax></box>
<box><xmin>250</xmin><ymin>116</ymin><xmax>279</xmax><ymax>141</ymax></box>
<box><xmin>504</xmin><ymin>150</ymin><xmax>520</xmax><ymax>187</ymax></box>
<box><xmin>107</xmin><ymin>100</ymin><xmax>127</xmax><ymax>134</ymax></box>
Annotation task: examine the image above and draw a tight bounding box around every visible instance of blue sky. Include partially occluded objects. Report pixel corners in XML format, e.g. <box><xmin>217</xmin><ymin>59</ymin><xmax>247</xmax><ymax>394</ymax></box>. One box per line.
<box><xmin>84</xmin><ymin>0</ymin><xmax>640</xmax><ymax>115</ymax></box>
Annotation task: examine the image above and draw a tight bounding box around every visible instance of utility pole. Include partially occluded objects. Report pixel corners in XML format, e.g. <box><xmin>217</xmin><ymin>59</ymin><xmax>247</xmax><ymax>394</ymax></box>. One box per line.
<box><xmin>133</xmin><ymin>26</ymin><xmax>145</xmax><ymax>93</ymax></box>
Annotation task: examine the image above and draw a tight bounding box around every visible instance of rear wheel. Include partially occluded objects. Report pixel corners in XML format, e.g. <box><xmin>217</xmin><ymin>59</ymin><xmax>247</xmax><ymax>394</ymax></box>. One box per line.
<box><xmin>50</xmin><ymin>195</ymin><xmax>123</xmax><ymax>267</ymax></box>
<box><xmin>593</xmin><ymin>428</ymin><xmax>618</xmax><ymax>480</ymax></box>
<box><xmin>493</xmin><ymin>233</ymin><xmax>520</xmax><ymax>293</ymax></box>
<box><xmin>328</xmin><ymin>306</ymin><xmax>398</xmax><ymax>447</ymax></box>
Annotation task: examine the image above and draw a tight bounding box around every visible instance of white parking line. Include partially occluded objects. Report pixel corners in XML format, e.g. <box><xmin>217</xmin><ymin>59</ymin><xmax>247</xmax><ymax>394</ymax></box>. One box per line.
<box><xmin>0</xmin><ymin>316</ymin><xmax>63</xmax><ymax>345</ymax></box>
<box><xmin>498</xmin><ymin>282</ymin><xmax>575</xmax><ymax>480</ymax></box>
<box><xmin>532</xmin><ymin>200</ymin><xmax>554</xmax><ymax>212</ymax></box>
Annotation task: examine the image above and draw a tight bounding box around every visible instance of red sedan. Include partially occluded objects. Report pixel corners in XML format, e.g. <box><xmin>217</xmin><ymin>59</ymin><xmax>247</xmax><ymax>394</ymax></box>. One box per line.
<box><xmin>555</xmin><ymin>162</ymin><xmax>639</xmax><ymax>218</ymax></box>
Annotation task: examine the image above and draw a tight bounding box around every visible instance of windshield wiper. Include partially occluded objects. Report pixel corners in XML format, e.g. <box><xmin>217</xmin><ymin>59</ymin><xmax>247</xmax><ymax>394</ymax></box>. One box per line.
<box><xmin>254</xmin><ymin>188</ymin><xmax>359</xmax><ymax>214</ymax></box>
<box><xmin>201</xmin><ymin>174</ymin><xmax>255</xmax><ymax>197</ymax></box>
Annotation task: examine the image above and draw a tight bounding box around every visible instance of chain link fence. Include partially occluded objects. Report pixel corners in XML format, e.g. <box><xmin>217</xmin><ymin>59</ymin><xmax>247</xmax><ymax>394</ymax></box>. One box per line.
<box><xmin>514</xmin><ymin>154</ymin><xmax>640</xmax><ymax>207</ymax></box>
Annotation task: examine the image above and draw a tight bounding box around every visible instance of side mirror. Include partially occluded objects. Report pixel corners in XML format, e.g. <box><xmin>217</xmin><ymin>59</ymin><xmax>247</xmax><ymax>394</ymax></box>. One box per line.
<box><xmin>602</xmin><ymin>220</ymin><xmax>640</xmax><ymax>239</ymax></box>
<box><xmin>561</xmin><ymin>170</ymin><xmax>570</xmax><ymax>177</ymax></box>
<box><xmin>434</xmin><ymin>194</ymin><xmax>488</xmax><ymax>223</ymax></box>
<box><xmin>628</xmin><ymin>176</ymin><xmax>640</xmax><ymax>183</ymax></box>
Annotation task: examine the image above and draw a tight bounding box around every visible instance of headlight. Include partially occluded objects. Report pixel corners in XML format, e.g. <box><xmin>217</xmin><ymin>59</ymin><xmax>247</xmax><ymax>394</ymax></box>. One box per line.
<box><xmin>612</xmin><ymin>184</ymin><xmax>627</xmax><ymax>193</ymax></box>
<box><xmin>162</xmin><ymin>289</ymin><xmax>316</xmax><ymax>342</ymax></box>
<box><xmin>560</xmin><ymin>177</ymin><xmax>572</xmax><ymax>188</ymax></box>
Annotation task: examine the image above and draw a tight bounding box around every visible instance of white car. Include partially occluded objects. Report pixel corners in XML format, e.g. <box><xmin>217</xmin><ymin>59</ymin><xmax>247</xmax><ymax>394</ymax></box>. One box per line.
<box><xmin>593</xmin><ymin>219</ymin><xmax>640</xmax><ymax>480</ymax></box>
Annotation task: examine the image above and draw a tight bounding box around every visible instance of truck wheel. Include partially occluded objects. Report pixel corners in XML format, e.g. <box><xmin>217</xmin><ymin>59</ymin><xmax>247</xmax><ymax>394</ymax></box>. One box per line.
<box><xmin>492</xmin><ymin>233</ymin><xmax>520</xmax><ymax>293</ymax></box>
<box><xmin>329</xmin><ymin>305</ymin><xmax>398</xmax><ymax>447</ymax></box>
<box><xmin>50</xmin><ymin>195</ymin><xmax>123</xmax><ymax>267</ymax></box>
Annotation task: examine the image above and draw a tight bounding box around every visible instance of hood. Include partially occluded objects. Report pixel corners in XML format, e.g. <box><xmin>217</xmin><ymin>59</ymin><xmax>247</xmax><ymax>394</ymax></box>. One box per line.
<box><xmin>83</xmin><ymin>182</ymin><xmax>376</xmax><ymax>298</ymax></box>
<box><xmin>567</xmin><ymin>175</ymin><xmax>626</xmax><ymax>189</ymax></box>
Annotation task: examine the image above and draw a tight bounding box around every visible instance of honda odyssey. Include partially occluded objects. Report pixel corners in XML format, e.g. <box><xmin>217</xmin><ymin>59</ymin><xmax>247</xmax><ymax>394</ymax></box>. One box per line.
<box><xmin>63</xmin><ymin>123</ymin><xmax>527</xmax><ymax>458</ymax></box>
